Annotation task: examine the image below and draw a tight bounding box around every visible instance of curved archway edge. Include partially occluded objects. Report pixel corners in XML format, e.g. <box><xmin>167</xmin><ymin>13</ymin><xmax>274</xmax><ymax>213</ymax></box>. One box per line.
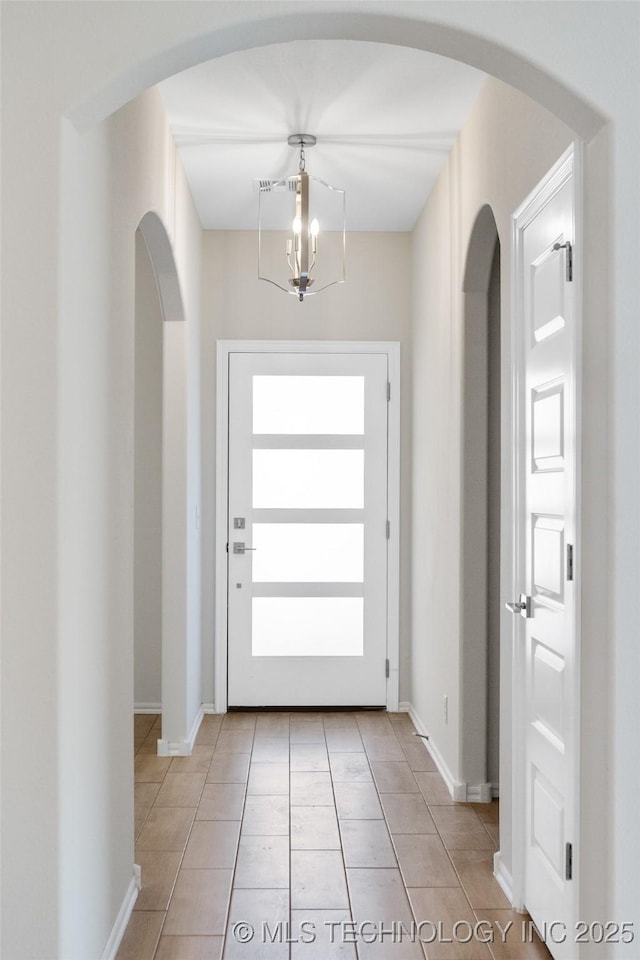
<box><xmin>463</xmin><ymin>204</ymin><xmax>500</xmax><ymax>294</ymax></box>
<box><xmin>69</xmin><ymin>11</ymin><xmax>605</xmax><ymax>140</ymax></box>
<box><xmin>138</xmin><ymin>211</ymin><xmax>186</xmax><ymax>324</ymax></box>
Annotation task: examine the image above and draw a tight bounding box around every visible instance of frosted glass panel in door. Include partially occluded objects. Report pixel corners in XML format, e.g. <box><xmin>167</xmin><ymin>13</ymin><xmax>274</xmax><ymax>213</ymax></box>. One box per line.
<box><xmin>252</xmin><ymin>597</ymin><xmax>364</xmax><ymax>656</ymax></box>
<box><xmin>252</xmin><ymin>524</ymin><xmax>364</xmax><ymax>582</ymax></box>
<box><xmin>253</xmin><ymin>376</ymin><xmax>365</xmax><ymax>434</ymax></box>
<box><xmin>252</xmin><ymin>449</ymin><xmax>364</xmax><ymax>508</ymax></box>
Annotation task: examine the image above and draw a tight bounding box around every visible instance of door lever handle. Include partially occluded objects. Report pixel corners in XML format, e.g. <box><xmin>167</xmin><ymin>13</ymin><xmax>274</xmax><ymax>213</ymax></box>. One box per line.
<box><xmin>505</xmin><ymin>594</ymin><xmax>532</xmax><ymax>618</ymax></box>
<box><xmin>233</xmin><ymin>542</ymin><xmax>257</xmax><ymax>555</ymax></box>
<box><xmin>505</xmin><ymin>601</ymin><xmax>526</xmax><ymax>613</ymax></box>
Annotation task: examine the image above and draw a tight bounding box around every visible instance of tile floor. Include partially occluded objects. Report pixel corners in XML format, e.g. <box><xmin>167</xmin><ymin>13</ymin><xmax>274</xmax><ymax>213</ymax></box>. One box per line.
<box><xmin>120</xmin><ymin>711</ymin><xmax>551</xmax><ymax>960</ymax></box>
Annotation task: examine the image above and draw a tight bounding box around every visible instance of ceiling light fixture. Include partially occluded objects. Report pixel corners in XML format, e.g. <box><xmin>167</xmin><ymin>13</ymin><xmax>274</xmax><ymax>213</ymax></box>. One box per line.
<box><xmin>257</xmin><ymin>134</ymin><xmax>345</xmax><ymax>302</ymax></box>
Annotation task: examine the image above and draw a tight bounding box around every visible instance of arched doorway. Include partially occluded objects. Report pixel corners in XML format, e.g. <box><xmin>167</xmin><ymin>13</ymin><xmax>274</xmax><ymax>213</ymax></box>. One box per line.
<box><xmin>68</xmin><ymin>12</ymin><xmax>604</xmax><ymax>139</ymax></box>
<box><xmin>460</xmin><ymin>205</ymin><xmax>501</xmax><ymax>802</ymax></box>
<box><xmin>134</xmin><ymin>228</ymin><xmax>163</xmax><ymax>723</ymax></box>
<box><xmin>136</xmin><ymin>211</ymin><xmax>192</xmax><ymax>757</ymax></box>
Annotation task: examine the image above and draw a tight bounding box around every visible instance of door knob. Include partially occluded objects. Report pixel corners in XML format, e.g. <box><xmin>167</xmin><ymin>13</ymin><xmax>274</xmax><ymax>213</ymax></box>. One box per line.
<box><xmin>505</xmin><ymin>594</ymin><xmax>532</xmax><ymax>618</ymax></box>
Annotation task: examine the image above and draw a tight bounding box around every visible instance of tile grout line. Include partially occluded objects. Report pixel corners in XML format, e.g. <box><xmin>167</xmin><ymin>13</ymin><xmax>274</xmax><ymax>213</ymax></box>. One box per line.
<box><xmin>358</xmin><ymin>717</ymin><xmax>497</xmax><ymax>958</ymax></box>
<box><xmin>130</xmin><ymin>713</ymin><xmax>521</xmax><ymax>960</ymax></box>
<box><xmin>148</xmin><ymin>716</ymin><xmax>225</xmax><ymax>960</ymax></box>
<box><xmin>363</xmin><ymin>719</ymin><xmax>430</xmax><ymax>959</ymax></box>
<box><xmin>219</xmin><ymin>716</ymin><xmax>256</xmax><ymax>960</ymax></box>
<box><xmin>396</xmin><ymin>730</ymin><xmax>505</xmax><ymax>960</ymax></box>
<box><xmin>326</xmin><ymin>714</ymin><xmax>361</xmax><ymax>960</ymax></box>
<box><xmin>399</xmin><ymin>750</ymin><xmax>485</xmax><ymax>955</ymax></box>
<box><xmin>134</xmin><ymin>717</ymin><xmax>176</xmax><ymax>960</ymax></box>
<box><xmin>133</xmin><ymin>739</ymin><xmax>160</xmax><ymax>845</ymax></box>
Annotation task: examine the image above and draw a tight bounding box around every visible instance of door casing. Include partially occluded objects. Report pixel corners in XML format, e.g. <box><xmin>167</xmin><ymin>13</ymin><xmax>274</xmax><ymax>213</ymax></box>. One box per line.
<box><xmin>215</xmin><ymin>340</ymin><xmax>401</xmax><ymax>714</ymax></box>
<box><xmin>509</xmin><ymin>143</ymin><xmax>583</xmax><ymax>942</ymax></box>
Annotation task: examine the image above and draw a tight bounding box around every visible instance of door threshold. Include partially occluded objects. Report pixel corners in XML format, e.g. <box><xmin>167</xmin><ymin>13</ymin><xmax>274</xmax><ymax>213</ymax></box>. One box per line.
<box><xmin>228</xmin><ymin>705</ymin><xmax>387</xmax><ymax>713</ymax></box>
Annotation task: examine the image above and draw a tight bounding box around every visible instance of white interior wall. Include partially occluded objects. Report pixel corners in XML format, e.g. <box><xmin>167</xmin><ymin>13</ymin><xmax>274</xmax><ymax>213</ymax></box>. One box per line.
<box><xmin>412</xmin><ymin>157</ymin><xmax>463</xmax><ymax>767</ymax></box>
<box><xmin>200</xmin><ymin>230</ymin><xmax>412</xmax><ymax>706</ymax></box>
<box><xmin>2</xmin><ymin>4</ymin><xmax>639</xmax><ymax>958</ymax></box>
<box><xmin>579</xmin><ymin>128</ymin><xmax>613</xmax><ymax>936</ymax></box>
<box><xmin>410</xmin><ymin>70</ymin><xmax>573</xmax><ymax>882</ymax></box>
<box><xmin>56</xmin><ymin>116</ymin><xmax>120</xmax><ymax>960</ymax></box>
<box><xmin>134</xmin><ymin>231</ymin><xmax>164</xmax><ymax>709</ymax></box>
<box><xmin>174</xmin><ymin>151</ymin><xmax>204</xmax><ymax>736</ymax></box>
<box><xmin>486</xmin><ymin>242</ymin><xmax>501</xmax><ymax>790</ymax></box>
<box><xmin>410</xmin><ymin>74</ymin><xmax>615</xmax><ymax>941</ymax></box>
<box><xmin>2</xmin><ymin>76</ymin><xmax>202</xmax><ymax>957</ymax></box>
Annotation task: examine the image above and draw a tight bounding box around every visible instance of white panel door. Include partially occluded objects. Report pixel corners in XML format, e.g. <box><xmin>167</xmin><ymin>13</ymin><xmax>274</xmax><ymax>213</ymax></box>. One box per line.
<box><xmin>512</xmin><ymin>149</ymin><xmax>578</xmax><ymax>957</ymax></box>
<box><xmin>227</xmin><ymin>351</ymin><xmax>389</xmax><ymax>707</ymax></box>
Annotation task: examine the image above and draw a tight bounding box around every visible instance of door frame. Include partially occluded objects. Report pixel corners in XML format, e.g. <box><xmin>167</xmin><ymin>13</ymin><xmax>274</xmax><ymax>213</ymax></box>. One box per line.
<box><xmin>509</xmin><ymin>143</ymin><xmax>583</xmax><ymax>931</ymax></box>
<box><xmin>215</xmin><ymin>340</ymin><xmax>401</xmax><ymax>714</ymax></box>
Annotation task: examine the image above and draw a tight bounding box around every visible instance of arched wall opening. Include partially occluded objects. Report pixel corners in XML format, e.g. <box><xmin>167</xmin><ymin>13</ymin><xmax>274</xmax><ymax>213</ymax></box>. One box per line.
<box><xmin>136</xmin><ymin>211</ymin><xmax>192</xmax><ymax>756</ymax></box>
<box><xmin>61</xmin><ymin>9</ymin><xmax>606</xmax><ymax>777</ymax></box>
<box><xmin>134</xmin><ymin>228</ymin><xmax>163</xmax><ymax>718</ymax></box>
<box><xmin>68</xmin><ymin>9</ymin><xmax>603</xmax><ymax>931</ymax></box>
<box><xmin>67</xmin><ymin>11</ymin><xmax>605</xmax><ymax>139</ymax></box>
<box><xmin>62</xmin><ymin>12</ymin><xmax>605</xmax><ymax>775</ymax></box>
<box><xmin>1</xmin><ymin>6</ymin><xmax>619</xmax><ymax>958</ymax></box>
<box><xmin>460</xmin><ymin>204</ymin><xmax>501</xmax><ymax>801</ymax></box>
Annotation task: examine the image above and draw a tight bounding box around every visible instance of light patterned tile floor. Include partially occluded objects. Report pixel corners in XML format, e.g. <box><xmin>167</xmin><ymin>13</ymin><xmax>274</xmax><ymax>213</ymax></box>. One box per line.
<box><xmin>118</xmin><ymin>712</ymin><xmax>552</xmax><ymax>960</ymax></box>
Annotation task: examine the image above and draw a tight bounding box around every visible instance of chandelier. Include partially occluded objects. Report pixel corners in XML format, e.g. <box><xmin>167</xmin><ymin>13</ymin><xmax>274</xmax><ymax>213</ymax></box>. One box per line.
<box><xmin>257</xmin><ymin>135</ymin><xmax>346</xmax><ymax>301</ymax></box>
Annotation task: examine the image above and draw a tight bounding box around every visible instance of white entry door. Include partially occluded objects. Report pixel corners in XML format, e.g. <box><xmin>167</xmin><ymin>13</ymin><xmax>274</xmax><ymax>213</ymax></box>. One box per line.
<box><xmin>512</xmin><ymin>147</ymin><xmax>579</xmax><ymax>956</ymax></box>
<box><xmin>226</xmin><ymin>350</ymin><xmax>391</xmax><ymax>707</ymax></box>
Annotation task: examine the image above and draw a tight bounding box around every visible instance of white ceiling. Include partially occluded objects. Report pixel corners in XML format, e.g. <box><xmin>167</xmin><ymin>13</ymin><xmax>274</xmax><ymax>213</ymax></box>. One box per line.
<box><xmin>159</xmin><ymin>40</ymin><xmax>485</xmax><ymax>232</ymax></box>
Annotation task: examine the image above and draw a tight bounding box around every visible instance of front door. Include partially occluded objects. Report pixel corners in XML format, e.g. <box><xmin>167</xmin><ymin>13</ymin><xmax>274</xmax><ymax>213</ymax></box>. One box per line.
<box><xmin>511</xmin><ymin>147</ymin><xmax>579</xmax><ymax>957</ymax></box>
<box><xmin>227</xmin><ymin>349</ymin><xmax>390</xmax><ymax>707</ymax></box>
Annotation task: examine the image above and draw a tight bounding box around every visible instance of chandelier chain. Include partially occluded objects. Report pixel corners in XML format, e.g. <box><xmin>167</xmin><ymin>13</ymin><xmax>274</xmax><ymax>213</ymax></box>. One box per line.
<box><xmin>299</xmin><ymin>144</ymin><xmax>306</xmax><ymax>172</ymax></box>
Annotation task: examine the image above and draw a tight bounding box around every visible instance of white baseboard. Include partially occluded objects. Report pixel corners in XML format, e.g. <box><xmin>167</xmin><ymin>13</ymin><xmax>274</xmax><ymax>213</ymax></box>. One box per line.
<box><xmin>187</xmin><ymin>703</ymin><xmax>205</xmax><ymax>747</ymax></box>
<box><xmin>134</xmin><ymin>703</ymin><xmax>162</xmax><ymax>714</ymax></box>
<box><xmin>202</xmin><ymin>702</ymin><xmax>217</xmax><ymax>714</ymax></box>
<box><xmin>398</xmin><ymin>700</ymin><xmax>411</xmax><ymax>713</ymax></box>
<box><xmin>466</xmin><ymin>781</ymin><xmax>494</xmax><ymax>803</ymax></box>
<box><xmin>493</xmin><ymin>851</ymin><xmax>513</xmax><ymax>904</ymax></box>
<box><xmin>100</xmin><ymin>872</ymin><xmax>139</xmax><ymax>960</ymax></box>
<box><xmin>405</xmin><ymin>702</ymin><xmax>466</xmax><ymax>800</ymax></box>
<box><xmin>157</xmin><ymin>704</ymin><xmax>204</xmax><ymax>757</ymax></box>
<box><xmin>404</xmin><ymin>701</ymin><xmax>494</xmax><ymax>803</ymax></box>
